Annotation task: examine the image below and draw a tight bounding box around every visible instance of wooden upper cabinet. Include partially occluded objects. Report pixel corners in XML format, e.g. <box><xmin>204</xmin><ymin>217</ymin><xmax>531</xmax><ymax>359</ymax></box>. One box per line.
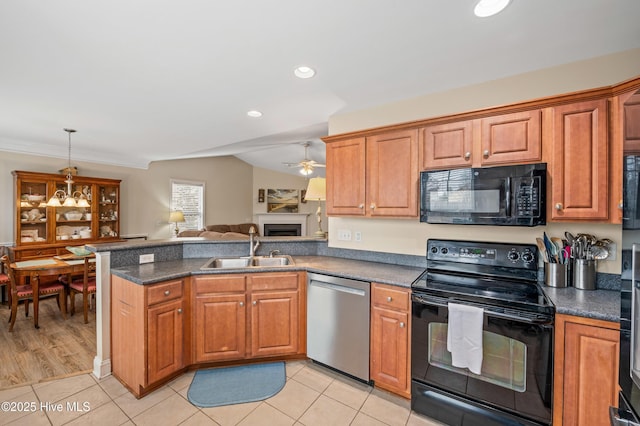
<box><xmin>480</xmin><ymin>110</ymin><xmax>542</xmax><ymax>166</ymax></box>
<box><xmin>325</xmin><ymin>137</ymin><xmax>367</xmax><ymax>215</ymax></box>
<box><xmin>546</xmin><ymin>99</ymin><xmax>609</xmax><ymax>221</ymax></box>
<box><xmin>420</xmin><ymin>110</ymin><xmax>541</xmax><ymax>170</ymax></box>
<box><xmin>623</xmin><ymin>92</ymin><xmax>640</xmax><ymax>154</ymax></box>
<box><xmin>419</xmin><ymin>120</ymin><xmax>473</xmax><ymax>169</ymax></box>
<box><xmin>366</xmin><ymin>130</ymin><xmax>419</xmax><ymax>217</ymax></box>
<box><xmin>325</xmin><ymin>130</ymin><xmax>418</xmax><ymax>217</ymax></box>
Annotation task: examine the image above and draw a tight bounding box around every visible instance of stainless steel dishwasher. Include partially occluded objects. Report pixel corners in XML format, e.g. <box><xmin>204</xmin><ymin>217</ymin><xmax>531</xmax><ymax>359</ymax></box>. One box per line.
<box><xmin>306</xmin><ymin>272</ymin><xmax>370</xmax><ymax>382</ymax></box>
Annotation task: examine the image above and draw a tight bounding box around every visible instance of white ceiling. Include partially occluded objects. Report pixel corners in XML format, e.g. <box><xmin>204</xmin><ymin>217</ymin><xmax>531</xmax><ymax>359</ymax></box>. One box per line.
<box><xmin>1</xmin><ymin>0</ymin><xmax>639</xmax><ymax>177</ymax></box>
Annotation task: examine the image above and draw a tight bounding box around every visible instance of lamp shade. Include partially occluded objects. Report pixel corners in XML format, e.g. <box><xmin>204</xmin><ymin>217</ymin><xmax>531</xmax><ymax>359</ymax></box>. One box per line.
<box><xmin>305</xmin><ymin>177</ymin><xmax>326</xmax><ymax>201</ymax></box>
<box><xmin>169</xmin><ymin>210</ymin><xmax>185</xmax><ymax>223</ymax></box>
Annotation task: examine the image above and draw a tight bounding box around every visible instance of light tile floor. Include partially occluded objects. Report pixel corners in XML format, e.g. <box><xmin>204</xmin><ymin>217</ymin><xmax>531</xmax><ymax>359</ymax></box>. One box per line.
<box><xmin>0</xmin><ymin>360</ymin><xmax>445</xmax><ymax>426</ymax></box>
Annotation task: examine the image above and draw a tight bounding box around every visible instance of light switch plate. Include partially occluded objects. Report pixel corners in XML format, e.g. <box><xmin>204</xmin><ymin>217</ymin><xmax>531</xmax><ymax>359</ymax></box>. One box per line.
<box><xmin>139</xmin><ymin>254</ymin><xmax>155</xmax><ymax>264</ymax></box>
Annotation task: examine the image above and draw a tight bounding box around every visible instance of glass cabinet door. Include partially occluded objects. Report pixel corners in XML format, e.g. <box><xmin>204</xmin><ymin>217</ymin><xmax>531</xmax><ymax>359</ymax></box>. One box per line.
<box><xmin>17</xmin><ymin>178</ymin><xmax>49</xmax><ymax>244</ymax></box>
<box><xmin>98</xmin><ymin>184</ymin><xmax>119</xmax><ymax>239</ymax></box>
<box><xmin>52</xmin><ymin>180</ymin><xmax>93</xmax><ymax>242</ymax></box>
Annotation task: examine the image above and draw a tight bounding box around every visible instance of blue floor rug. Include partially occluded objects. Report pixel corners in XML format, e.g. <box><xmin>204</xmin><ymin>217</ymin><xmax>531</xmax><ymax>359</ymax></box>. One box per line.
<box><xmin>187</xmin><ymin>362</ymin><xmax>286</xmax><ymax>408</ymax></box>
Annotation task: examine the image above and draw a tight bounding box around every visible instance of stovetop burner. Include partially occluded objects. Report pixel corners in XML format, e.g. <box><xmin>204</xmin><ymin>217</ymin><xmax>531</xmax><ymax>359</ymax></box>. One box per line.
<box><xmin>412</xmin><ymin>239</ymin><xmax>554</xmax><ymax>315</ymax></box>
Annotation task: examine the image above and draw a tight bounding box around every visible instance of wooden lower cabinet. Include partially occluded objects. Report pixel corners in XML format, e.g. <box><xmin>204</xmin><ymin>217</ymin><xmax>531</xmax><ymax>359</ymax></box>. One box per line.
<box><xmin>112</xmin><ymin>271</ymin><xmax>305</xmax><ymax>397</ymax></box>
<box><xmin>193</xmin><ymin>275</ymin><xmax>247</xmax><ymax>362</ymax></box>
<box><xmin>370</xmin><ymin>283</ymin><xmax>411</xmax><ymax>398</ymax></box>
<box><xmin>111</xmin><ymin>276</ymin><xmax>186</xmax><ymax>397</ymax></box>
<box><xmin>249</xmin><ymin>273</ymin><xmax>301</xmax><ymax>357</ymax></box>
<box><xmin>553</xmin><ymin>313</ymin><xmax>620</xmax><ymax>426</ymax></box>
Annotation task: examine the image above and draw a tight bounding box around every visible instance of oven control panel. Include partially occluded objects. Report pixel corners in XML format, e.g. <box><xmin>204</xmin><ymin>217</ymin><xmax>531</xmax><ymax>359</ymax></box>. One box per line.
<box><xmin>427</xmin><ymin>239</ymin><xmax>538</xmax><ymax>270</ymax></box>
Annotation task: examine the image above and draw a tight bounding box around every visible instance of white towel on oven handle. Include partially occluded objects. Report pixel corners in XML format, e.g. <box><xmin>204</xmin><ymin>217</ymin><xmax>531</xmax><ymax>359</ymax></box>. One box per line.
<box><xmin>447</xmin><ymin>302</ymin><xmax>484</xmax><ymax>375</ymax></box>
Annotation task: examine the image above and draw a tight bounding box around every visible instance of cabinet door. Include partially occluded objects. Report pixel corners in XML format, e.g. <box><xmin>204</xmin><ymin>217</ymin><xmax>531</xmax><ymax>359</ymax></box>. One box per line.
<box><xmin>326</xmin><ymin>137</ymin><xmax>367</xmax><ymax>215</ymax></box>
<box><xmin>480</xmin><ymin>110</ymin><xmax>542</xmax><ymax>166</ymax></box>
<box><xmin>147</xmin><ymin>299</ymin><xmax>184</xmax><ymax>384</ymax></box>
<box><xmin>548</xmin><ymin>99</ymin><xmax>609</xmax><ymax>220</ymax></box>
<box><xmin>420</xmin><ymin>120</ymin><xmax>473</xmax><ymax>170</ymax></box>
<box><xmin>194</xmin><ymin>293</ymin><xmax>246</xmax><ymax>362</ymax></box>
<box><xmin>15</xmin><ymin>175</ymin><xmax>50</xmax><ymax>245</ymax></box>
<box><xmin>367</xmin><ymin>130</ymin><xmax>419</xmax><ymax>217</ymax></box>
<box><xmin>370</xmin><ymin>307</ymin><xmax>409</xmax><ymax>397</ymax></box>
<box><xmin>561</xmin><ymin>321</ymin><xmax>619</xmax><ymax>426</ymax></box>
<box><xmin>250</xmin><ymin>290</ymin><xmax>299</xmax><ymax>357</ymax></box>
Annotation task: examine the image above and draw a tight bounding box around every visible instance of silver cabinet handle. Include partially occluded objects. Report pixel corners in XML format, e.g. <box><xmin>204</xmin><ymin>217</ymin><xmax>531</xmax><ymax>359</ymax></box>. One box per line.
<box><xmin>483</xmin><ymin>149</ymin><xmax>490</xmax><ymax>157</ymax></box>
<box><xmin>164</xmin><ymin>290</ymin><xmax>170</xmax><ymax>296</ymax></box>
<box><xmin>464</xmin><ymin>152</ymin><xmax>471</xmax><ymax>160</ymax></box>
<box><xmin>387</xmin><ymin>296</ymin><xmax>392</xmax><ymax>302</ymax></box>
<box><xmin>555</xmin><ymin>203</ymin><xmax>563</xmax><ymax>210</ymax></box>
<box><xmin>358</xmin><ymin>204</ymin><xmax>364</xmax><ymax>209</ymax></box>
<box><xmin>400</xmin><ymin>322</ymin><xmax>405</xmax><ymax>328</ymax></box>
<box><xmin>177</xmin><ymin>308</ymin><xmax>183</xmax><ymax>314</ymax></box>
<box><xmin>252</xmin><ymin>301</ymin><xmax>257</xmax><ymax>306</ymax></box>
<box><xmin>619</xmin><ymin>201</ymin><xmax>624</xmax><ymax>210</ymax></box>
<box><xmin>370</xmin><ymin>203</ymin><xmax>376</xmax><ymax>210</ymax></box>
<box><xmin>239</xmin><ymin>301</ymin><xmax>244</xmax><ymax>307</ymax></box>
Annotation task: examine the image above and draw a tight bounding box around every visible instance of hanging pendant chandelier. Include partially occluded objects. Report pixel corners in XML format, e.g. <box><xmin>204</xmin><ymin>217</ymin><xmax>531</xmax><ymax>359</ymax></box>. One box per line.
<box><xmin>46</xmin><ymin>128</ymin><xmax>90</xmax><ymax>208</ymax></box>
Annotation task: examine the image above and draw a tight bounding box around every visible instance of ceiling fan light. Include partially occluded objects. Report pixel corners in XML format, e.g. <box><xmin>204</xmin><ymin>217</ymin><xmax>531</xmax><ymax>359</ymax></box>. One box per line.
<box><xmin>247</xmin><ymin>110</ymin><xmax>263</xmax><ymax>118</ymax></box>
<box><xmin>299</xmin><ymin>166</ymin><xmax>313</xmax><ymax>176</ymax></box>
<box><xmin>474</xmin><ymin>0</ymin><xmax>510</xmax><ymax>17</ymax></box>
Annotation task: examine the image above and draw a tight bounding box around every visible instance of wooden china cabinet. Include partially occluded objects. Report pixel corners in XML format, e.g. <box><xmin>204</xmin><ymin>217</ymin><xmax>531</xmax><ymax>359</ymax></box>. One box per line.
<box><xmin>12</xmin><ymin>170</ymin><xmax>122</xmax><ymax>260</ymax></box>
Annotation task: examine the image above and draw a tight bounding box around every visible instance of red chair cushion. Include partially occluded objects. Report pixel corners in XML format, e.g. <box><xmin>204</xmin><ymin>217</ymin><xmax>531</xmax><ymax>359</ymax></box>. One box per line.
<box><xmin>0</xmin><ymin>273</ymin><xmax>8</xmax><ymax>284</ymax></box>
<box><xmin>69</xmin><ymin>279</ymin><xmax>97</xmax><ymax>293</ymax></box>
<box><xmin>16</xmin><ymin>285</ymin><xmax>34</xmax><ymax>298</ymax></box>
<box><xmin>39</xmin><ymin>283</ymin><xmax>65</xmax><ymax>294</ymax></box>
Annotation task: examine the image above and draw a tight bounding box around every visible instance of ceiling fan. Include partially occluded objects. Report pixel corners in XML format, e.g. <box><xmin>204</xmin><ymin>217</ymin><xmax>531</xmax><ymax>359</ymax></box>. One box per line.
<box><xmin>283</xmin><ymin>141</ymin><xmax>326</xmax><ymax>176</ymax></box>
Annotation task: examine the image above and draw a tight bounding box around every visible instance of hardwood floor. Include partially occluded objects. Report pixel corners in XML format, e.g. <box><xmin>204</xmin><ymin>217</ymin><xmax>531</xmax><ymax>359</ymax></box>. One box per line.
<box><xmin>0</xmin><ymin>296</ymin><xmax>96</xmax><ymax>389</ymax></box>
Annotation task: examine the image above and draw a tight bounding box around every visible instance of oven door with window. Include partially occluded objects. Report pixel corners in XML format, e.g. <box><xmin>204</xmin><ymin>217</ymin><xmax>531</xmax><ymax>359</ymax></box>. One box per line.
<box><xmin>411</xmin><ymin>294</ymin><xmax>553</xmax><ymax>426</ymax></box>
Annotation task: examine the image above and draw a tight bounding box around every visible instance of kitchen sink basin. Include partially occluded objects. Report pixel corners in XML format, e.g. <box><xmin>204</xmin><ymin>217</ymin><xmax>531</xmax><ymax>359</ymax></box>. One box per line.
<box><xmin>251</xmin><ymin>255</ymin><xmax>293</xmax><ymax>267</ymax></box>
<box><xmin>200</xmin><ymin>255</ymin><xmax>294</xmax><ymax>270</ymax></box>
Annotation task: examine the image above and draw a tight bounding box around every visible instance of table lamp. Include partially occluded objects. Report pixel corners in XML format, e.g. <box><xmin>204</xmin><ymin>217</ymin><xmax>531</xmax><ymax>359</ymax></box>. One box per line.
<box><xmin>169</xmin><ymin>210</ymin><xmax>186</xmax><ymax>237</ymax></box>
<box><xmin>305</xmin><ymin>177</ymin><xmax>326</xmax><ymax>238</ymax></box>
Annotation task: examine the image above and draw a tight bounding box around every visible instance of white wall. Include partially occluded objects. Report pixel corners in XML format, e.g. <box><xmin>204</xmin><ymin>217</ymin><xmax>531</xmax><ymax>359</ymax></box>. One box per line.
<box><xmin>326</xmin><ymin>48</ymin><xmax>640</xmax><ymax>274</ymax></box>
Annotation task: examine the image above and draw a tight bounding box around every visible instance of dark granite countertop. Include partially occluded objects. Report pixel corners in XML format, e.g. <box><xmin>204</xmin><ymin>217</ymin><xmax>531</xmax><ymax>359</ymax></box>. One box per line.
<box><xmin>542</xmin><ymin>286</ymin><xmax>620</xmax><ymax>323</ymax></box>
<box><xmin>109</xmin><ymin>252</ymin><xmax>621</xmax><ymax>323</ymax></box>
<box><xmin>110</xmin><ymin>255</ymin><xmax>425</xmax><ymax>288</ymax></box>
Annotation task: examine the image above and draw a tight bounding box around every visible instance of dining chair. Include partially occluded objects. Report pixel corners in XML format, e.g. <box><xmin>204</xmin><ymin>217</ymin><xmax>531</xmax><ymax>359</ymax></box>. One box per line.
<box><xmin>68</xmin><ymin>257</ymin><xmax>96</xmax><ymax>324</ymax></box>
<box><xmin>1</xmin><ymin>255</ymin><xmax>67</xmax><ymax>332</ymax></box>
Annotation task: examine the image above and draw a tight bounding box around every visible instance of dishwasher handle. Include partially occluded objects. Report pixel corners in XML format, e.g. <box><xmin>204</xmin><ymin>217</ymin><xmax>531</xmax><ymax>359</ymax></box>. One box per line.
<box><xmin>309</xmin><ymin>279</ymin><xmax>366</xmax><ymax>297</ymax></box>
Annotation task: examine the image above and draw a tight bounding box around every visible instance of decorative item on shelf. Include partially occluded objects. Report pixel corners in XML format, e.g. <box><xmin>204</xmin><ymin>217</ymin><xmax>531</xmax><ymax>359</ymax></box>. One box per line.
<box><xmin>258</xmin><ymin>189</ymin><xmax>265</xmax><ymax>203</ymax></box>
<box><xmin>47</xmin><ymin>129</ymin><xmax>91</xmax><ymax>208</ymax></box>
<box><xmin>169</xmin><ymin>210</ymin><xmax>186</xmax><ymax>237</ymax></box>
<box><xmin>304</xmin><ymin>177</ymin><xmax>326</xmax><ymax>238</ymax></box>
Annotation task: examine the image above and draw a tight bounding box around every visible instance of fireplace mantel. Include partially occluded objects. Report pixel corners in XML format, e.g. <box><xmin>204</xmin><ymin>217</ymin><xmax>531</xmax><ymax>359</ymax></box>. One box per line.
<box><xmin>256</xmin><ymin>213</ymin><xmax>309</xmax><ymax>236</ymax></box>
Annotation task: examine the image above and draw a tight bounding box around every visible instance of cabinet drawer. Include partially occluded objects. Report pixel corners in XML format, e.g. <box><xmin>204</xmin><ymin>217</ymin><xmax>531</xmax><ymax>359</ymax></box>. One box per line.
<box><xmin>194</xmin><ymin>275</ymin><xmax>246</xmax><ymax>294</ymax></box>
<box><xmin>250</xmin><ymin>273</ymin><xmax>299</xmax><ymax>291</ymax></box>
<box><xmin>16</xmin><ymin>247</ymin><xmax>58</xmax><ymax>260</ymax></box>
<box><xmin>147</xmin><ymin>280</ymin><xmax>183</xmax><ymax>306</ymax></box>
<box><xmin>372</xmin><ymin>283</ymin><xmax>410</xmax><ymax>312</ymax></box>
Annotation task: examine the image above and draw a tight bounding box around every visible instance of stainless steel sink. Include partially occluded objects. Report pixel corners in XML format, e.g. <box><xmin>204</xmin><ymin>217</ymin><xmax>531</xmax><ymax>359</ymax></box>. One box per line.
<box><xmin>200</xmin><ymin>255</ymin><xmax>294</xmax><ymax>270</ymax></box>
<box><xmin>251</xmin><ymin>255</ymin><xmax>294</xmax><ymax>267</ymax></box>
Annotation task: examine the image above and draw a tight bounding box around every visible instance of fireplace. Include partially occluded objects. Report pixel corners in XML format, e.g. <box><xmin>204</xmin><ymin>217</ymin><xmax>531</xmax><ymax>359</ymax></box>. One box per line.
<box><xmin>257</xmin><ymin>213</ymin><xmax>309</xmax><ymax>237</ymax></box>
<box><xmin>263</xmin><ymin>223</ymin><xmax>302</xmax><ymax>237</ymax></box>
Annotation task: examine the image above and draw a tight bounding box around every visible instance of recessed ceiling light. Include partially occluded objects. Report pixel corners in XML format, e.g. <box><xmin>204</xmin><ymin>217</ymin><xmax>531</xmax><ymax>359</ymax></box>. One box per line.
<box><xmin>294</xmin><ymin>66</ymin><xmax>316</xmax><ymax>79</ymax></box>
<box><xmin>474</xmin><ymin>0</ymin><xmax>511</xmax><ymax>17</ymax></box>
<box><xmin>247</xmin><ymin>110</ymin><xmax>263</xmax><ymax>118</ymax></box>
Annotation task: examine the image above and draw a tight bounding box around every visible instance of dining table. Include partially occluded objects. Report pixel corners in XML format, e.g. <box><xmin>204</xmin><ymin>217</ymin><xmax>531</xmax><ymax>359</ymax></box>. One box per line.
<box><xmin>10</xmin><ymin>253</ymin><xmax>95</xmax><ymax>329</ymax></box>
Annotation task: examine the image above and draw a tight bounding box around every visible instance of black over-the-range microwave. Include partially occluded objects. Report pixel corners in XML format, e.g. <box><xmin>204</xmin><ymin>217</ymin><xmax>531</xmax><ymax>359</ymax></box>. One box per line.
<box><xmin>419</xmin><ymin>163</ymin><xmax>547</xmax><ymax>226</ymax></box>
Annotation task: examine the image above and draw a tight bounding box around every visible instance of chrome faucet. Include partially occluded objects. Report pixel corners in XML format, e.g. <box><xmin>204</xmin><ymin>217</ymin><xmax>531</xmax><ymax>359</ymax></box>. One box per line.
<box><xmin>249</xmin><ymin>226</ymin><xmax>260</xmax><ymax>257</ymax></box>
<box><xmin>269</xmin><ymin>249</ymin><xmax>280</xmax><ymax>258</ymax></box>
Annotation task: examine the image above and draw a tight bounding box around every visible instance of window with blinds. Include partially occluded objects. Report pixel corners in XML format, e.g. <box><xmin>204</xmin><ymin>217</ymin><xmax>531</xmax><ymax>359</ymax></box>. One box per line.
<box><xmin>171</xmin><ymin>179</ymin><xmax>204</xmax><ymax>231</ymax></box>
